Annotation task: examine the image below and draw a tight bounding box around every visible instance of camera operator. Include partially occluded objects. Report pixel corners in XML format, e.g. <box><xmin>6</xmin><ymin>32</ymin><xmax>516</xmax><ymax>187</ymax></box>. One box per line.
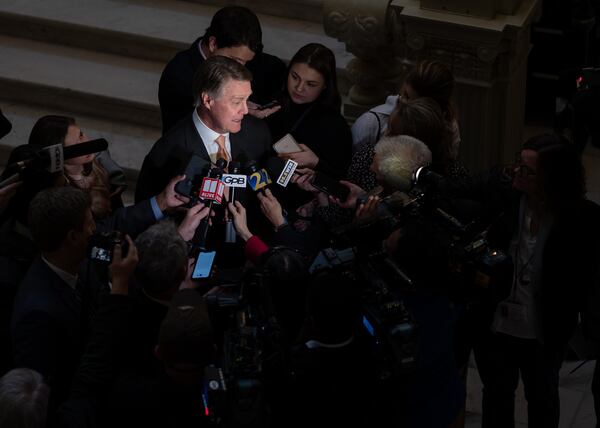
<box><xmin>10</xmin><ymin>187</ymin><xmax>105</xmax><ymax>414</ymax></box>
<box><xmin>325</xmin><ymin>135</ymin><xmax>466</xmax><ymax>427</ymax></box>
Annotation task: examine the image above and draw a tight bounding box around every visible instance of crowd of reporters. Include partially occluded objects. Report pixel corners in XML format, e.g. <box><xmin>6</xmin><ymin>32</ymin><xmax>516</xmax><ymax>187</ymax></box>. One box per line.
<box><xmin>1</xmin><ymin>5</ymin><xmax>600</xmax><ymax>428</ymax></box>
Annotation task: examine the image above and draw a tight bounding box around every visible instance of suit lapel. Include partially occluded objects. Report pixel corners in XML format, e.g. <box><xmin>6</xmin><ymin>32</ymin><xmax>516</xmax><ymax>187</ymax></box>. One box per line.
<box><xmin>183</xmin><ymin>115</ymin><xmax>210</xmax><ymax>161</ymax></box>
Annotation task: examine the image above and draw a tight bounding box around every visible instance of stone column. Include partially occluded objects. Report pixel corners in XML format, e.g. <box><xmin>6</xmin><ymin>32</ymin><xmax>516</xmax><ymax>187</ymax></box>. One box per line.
<box><xmin>388</xmin><ymin>0</ymin><xmax>540</xmax><ymax>172</ymax></box>
<box><xmin>323</xmin><ymin>0</ymin><xmax>406</xmax><ymax>118</ymax></box>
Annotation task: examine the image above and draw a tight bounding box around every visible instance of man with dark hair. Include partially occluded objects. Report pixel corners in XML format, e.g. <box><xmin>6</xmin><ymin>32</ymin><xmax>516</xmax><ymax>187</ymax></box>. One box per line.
<box><xmin>158</xmin><ymin>5</ymin><xmax>285</xmax><ymax>134</ymax></box>
<box><xmin>11</xmin><ymin>187</ymin><xmax>97</xmax><ymax>411</ymax></box>
<box><xmin>137</xmin><ymin>55</ymin><xmax>272</xmax><ymax>203</ymax></box>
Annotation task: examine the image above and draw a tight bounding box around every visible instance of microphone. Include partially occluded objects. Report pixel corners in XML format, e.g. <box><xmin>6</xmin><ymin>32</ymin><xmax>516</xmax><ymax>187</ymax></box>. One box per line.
<box><xmin>265</xmin><ymin>157</ymin><xmax>298</xmax><ymax>188</ymax></box>
<box><xmin>244</xmin><ymin>160</ymin><xmax>271</xmax><ymax>193</ymax></box>
<box><xmin>63</xmin><ymin>138</ymin><xmax>108</xmax><ymax>161</ymax></box>
<box><xmin>192</xmin><ymin>159</ymin><xmax>226</xmax><ymax>250</ymax></box>
<box><xmin>0</xmin><ymin>139</ymin><xmax>109</xmax><ymax>189</ymax></box>
<box><xmin>224</xmin><ymin>161</ymin><xmax>242</xmax><ymax>243</ymax></box>
<box><xmin>412</xmin><ymin>166</ymin><xmax>443</xmax><ymax>188</ymax></box>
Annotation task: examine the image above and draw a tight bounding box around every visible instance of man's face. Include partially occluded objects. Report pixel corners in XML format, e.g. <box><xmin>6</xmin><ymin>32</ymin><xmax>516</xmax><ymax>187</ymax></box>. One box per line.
<box><xmin>201</xmin><ymin>78</ymin><xmax>252</xmax><ymax>134</ymax></box>
<box><xmin>207</xmin><ymin>37</ymin><xmax>255</xmax><ymax>65</ymax></box>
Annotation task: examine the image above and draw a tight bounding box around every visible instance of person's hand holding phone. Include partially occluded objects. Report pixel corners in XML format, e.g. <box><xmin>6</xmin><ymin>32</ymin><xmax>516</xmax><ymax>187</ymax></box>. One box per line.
<box><xmin>282</xmin><ymin>143</ymin><xmax>319</xmax><ymax>169</ymax></box>
<box><xmin>156</xmin><ymin>174</ymin><xmax>190</xmax><ymax>213</ymax></box>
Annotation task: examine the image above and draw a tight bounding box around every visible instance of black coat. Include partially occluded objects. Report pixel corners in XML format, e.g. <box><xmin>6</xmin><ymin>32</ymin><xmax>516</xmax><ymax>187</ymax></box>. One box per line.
<box><xmin>136</xmin><ymin>113</ymin><xmax>272</xmax><ymax>204</ymax></box>
<box><xmin>158</xmin><ymin>37</ymin><xmax>286</xmax><ymax>134</ymax></box>
<box><xmin>11</xmin><ymin>258</ymin><xmax>88</xmax><ymax>409</ymax></box>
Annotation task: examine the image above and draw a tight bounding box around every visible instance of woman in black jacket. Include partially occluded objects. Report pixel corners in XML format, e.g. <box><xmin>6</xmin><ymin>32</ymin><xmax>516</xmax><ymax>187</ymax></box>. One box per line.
<box><xmin>266</xmin><ymin>43</ymin><xmax>352</xmax><ymax>214</ymax></box>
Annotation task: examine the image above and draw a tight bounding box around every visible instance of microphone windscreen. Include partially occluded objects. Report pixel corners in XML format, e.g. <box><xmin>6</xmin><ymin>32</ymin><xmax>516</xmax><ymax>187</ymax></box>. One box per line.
<box><xmin>62</xmin><ymin>138</ymin><xmax>108</xmax><ymax>160</ymax></box>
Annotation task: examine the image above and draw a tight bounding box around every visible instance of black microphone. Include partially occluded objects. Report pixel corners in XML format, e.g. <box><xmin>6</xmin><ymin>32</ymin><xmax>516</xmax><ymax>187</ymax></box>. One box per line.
<box><xmin>63</xmin><ymin>138</ymin><xmax>108</xmax><ymax>161</ymax></box>
<box><xmin>224</xmin><ymin>161</ymin><xmax>241</xmax><ymax>243</ymax></box>
<box><xmin>192</xmin><ymin>159</ymin><xmax>226</xmax><ymax>250</ymax></box>
<box><xmin>412</xmin><ymin>166</ymin><xmax>444</xmax><ymax>188</ymax></box>
<box><xmin>0</xmin><ymin>139</ymin><xmax>109</xmax><ymax>189</ymax></box>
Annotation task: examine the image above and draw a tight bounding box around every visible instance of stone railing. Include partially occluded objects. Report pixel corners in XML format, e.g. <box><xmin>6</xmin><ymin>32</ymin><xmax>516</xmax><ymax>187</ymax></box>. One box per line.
<box><xmin>323</xmin><ymin>0</ymin><xmax>541</xmax><ymax>172</ymax></box>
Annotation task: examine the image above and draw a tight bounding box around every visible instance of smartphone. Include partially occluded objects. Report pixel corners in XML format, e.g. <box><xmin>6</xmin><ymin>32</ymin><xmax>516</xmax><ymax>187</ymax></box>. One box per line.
<box><xmin>192</xmin><ymin>251</ymin><xmax>216</xmax><ymax>280</ymax></box>
<box><xmin>175</xmin><ymin>154</ymin><xmax>211</xmax><ymax>198</ymax></box>
<box><xmin>311</xmin><ymin>172</ymin><xmax>350</xmax><ymax>201</ymax></box>
<box><xmin>258</xmin><ymin>100</ymin><xmax>280</xmax><ymax>110</ymax></box>
<box><xmin>273</xmin><ymin>133</ymin><xmax>302</xmax><ymax>154</ymax></box>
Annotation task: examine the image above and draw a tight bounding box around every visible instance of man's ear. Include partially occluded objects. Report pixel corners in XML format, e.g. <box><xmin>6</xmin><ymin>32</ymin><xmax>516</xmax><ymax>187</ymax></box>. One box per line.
<box><xmin>207</xmin><ymin>36</ymin><xmax>219</xmax><ymax>55</ymax></box>
<box><xmin>201</xmin><ymin>92</ymin><xmax>213</xmax><ymax>110</ymax></box>
<box><xmin>154</xmin><ymin>345</ymin><xmax>162</xmax><ymax>361</ymax></box>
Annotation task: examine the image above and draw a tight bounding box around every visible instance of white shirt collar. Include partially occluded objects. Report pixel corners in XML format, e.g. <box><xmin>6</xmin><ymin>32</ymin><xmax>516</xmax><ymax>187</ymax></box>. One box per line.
<box><xmin>41</xmin><ymin>256</ymin><xmax>78</xmax><ymax>290</ymax></box>
<box><xmin>192</xmin><ymin>109</ymin><xmax>231</xmax><ymax>163</ymax></box>
<box><xmin>198</xmin><ymin>38</ymin><xmax>208</xmax><ymax>60</ymax></box>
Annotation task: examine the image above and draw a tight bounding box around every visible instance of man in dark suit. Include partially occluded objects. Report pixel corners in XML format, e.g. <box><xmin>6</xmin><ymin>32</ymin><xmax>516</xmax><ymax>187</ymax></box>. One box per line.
<box><xmin>137</xmin><ymin>55</ymin><xmax>272</xmax><ymax>204</ymax></box>
<box><xmin>11</xmin><ymin>187</ymin><xmax>98</xmax><ymax>412</ymax></box>
<box><xmin>158</xmin><ymin>5</ymin><xmax>285</xmax><ymax>134</ymax></box>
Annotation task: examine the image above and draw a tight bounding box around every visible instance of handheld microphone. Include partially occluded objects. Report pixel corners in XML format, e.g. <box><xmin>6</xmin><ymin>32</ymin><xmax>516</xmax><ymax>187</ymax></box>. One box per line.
<box><xmin>265</xmin><ymin>157</ymin><xmax>298</xmax><ymax>188</ymax></box>
<box><xmin>0</xmin><ymin>138</ymin><xmax>109</xmax><ymax>189</ymax></box>
<box><xmin>193</xmin><ymin>158</ymin><xmax>226</xmax><ymax>250</ymax></box>
<box><xmin>63</xmin><ymin>138</ymin><xmax>108</xmax><ymax>160</ymax></box>
<box><xmin>244</xmin><ymin>160</ymin><xmax>272</xmax><ymax>193</ymax></box>
<box><xmin>224</xmin><ymin>161</ymin><xmax>242</xmax><ymax>243</ymax></box>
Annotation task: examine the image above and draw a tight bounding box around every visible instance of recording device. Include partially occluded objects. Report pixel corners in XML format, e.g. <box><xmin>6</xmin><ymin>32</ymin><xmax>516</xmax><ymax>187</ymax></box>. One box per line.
<box><xmin>310</xmin><ymin>247</ymin><xmax>419</xmax><ymax>377</ymax></box>
<box><xmin>244</xmin><ymin>160</ymin><xmax>271</xmax><ymax>193</ymax></box>
<box><xmin>192</xmin><ymin>251</ymin><xmax>217</xmax><ymax>280</ymax></box>
<box><xmin>88</xmin><ymin>231</ymin><xmax>128</xmax><ymax>264</ymax></box>
<box><xmin>257</xmin><ymin>100</ymin><xmax>280</xmax><ymax>110</ymax></box>
<box><xmin>311</xmin><ymin>172</ymin><xmax>350</xmax><ymax>200</ymax></box>
<box><xmin>192</xmin><ymin>159</ymin><xmax>227</xmax><ymax>250</ymax></box>
<box><xmin>0</xmin><ymin>138</ymin><xmax>109</xmax><ymax>189</ymax></box>
<box><xmin>224</xmin><ymin>161</ymin><xmax>243</xmax><ymax>244</ymax></box>
<box><xmin>265</xmin><ymin>157</ymin><xmax>298</xmax><ymax>187</ymax></box>
<box><xmin>272</xmin><ymin>133</ymin><xmax>302</xmax><ymax>154</ymax></box>
<box><xmin>174</xmin><ymin>154</ymin><xmax>211</xmax><ymax>199</ymax></box>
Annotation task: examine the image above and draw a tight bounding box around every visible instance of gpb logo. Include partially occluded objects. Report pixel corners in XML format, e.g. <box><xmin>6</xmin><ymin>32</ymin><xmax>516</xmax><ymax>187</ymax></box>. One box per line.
<box><xmin>221</xmin><ymin>174</ymin><xmax>247</xmax><ymax>188</ymax></box>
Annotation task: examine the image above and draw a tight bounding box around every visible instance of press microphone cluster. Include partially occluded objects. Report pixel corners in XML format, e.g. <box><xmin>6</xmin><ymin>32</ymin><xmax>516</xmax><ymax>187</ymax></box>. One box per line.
<box><xmin>0</xmin><ymin>138</ymin><xmax>109</xmax><ymax>189</ymax></box>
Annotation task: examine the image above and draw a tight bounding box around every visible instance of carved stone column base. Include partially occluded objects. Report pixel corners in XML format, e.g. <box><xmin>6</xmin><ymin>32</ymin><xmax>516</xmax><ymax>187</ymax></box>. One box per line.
<box><xmin>390</xmin><ymin>0</ymin><xmax>540</xmax><ymax>172</ymax></box>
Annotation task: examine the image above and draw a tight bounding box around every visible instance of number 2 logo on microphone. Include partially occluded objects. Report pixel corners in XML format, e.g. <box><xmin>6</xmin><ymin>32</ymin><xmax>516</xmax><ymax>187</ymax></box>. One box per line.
<box><xmin>248</xmin><ymin>170</ymin><xmax>271</xmax><ymax>191</ymax></box>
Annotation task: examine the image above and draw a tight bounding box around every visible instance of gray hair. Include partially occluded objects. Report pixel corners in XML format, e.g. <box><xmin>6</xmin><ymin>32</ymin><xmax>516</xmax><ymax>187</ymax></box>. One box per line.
<box><xmin>135</xmin><ymin>221</ymin><xmax>188</xmax><ymax>296</ymax></box>
<box><xmin>192</xmin><ymin>55</ymin><xmax>252</xmax><ymax>105</ymax></box>
<box><xmin>374</xmin><ymin>135</ymin><xmax>432</xmax><ymax>191</ymax></box>
<box><xmin>0</xmin><ymin>368</ymin><xmax>49</xmax><ymax>428</ymax></box>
